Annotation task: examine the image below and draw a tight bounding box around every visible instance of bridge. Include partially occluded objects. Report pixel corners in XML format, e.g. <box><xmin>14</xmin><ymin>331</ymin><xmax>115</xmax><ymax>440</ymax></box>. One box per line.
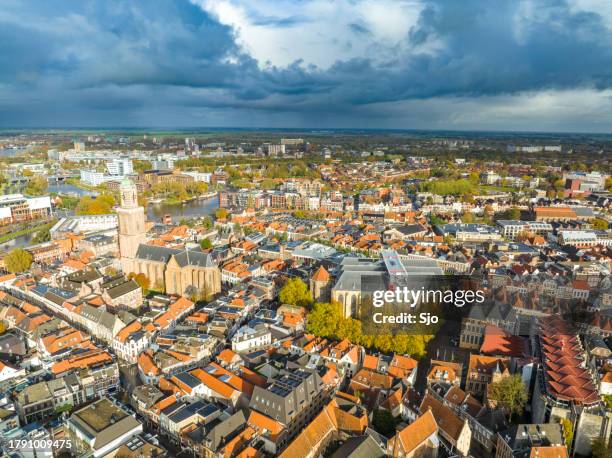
<box><xmin>47</xmin><ymin>172</ymin><xmax>80</xmax><ymax>184</ymax></box>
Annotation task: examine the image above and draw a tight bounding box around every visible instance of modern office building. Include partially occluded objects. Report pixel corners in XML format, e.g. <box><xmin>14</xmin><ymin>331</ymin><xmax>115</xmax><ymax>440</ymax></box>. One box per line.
<box><xmin>0</xmin><ymin>194</ymin><xmax>52</xmax><ymax>225</ymax></box>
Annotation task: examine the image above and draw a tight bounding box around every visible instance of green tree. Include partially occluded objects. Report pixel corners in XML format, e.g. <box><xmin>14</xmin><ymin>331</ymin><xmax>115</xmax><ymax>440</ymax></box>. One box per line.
<box><xmin>506</xmin><ymin>207</ymin><xmax>521</xmax><ymax>220</ymax></box>
<box><xmin>4</xmin><ymin>248</ymin><xmax>33</xmax><ymax>273</ymax></box>
<box><xmin>279</xmin><ymin>277</ymin><xmax>313</xmax><ymax>308</ymax></box>
<box><xmin>372</xmin><ymin>409</ymin><xmax>397</xmax><ymax>437</ymax></box>
<box><xmin>201</xmin><ymin>215</ymin><xmax>213</xmax><ymax>229</ymax></box>
<box><xmin>32</xmin><ymin>227</ymin><xmax>51</xmax><ymax>244</ymax></box>
<box><xmin>306</xmin><ymin>302</ymin><xmax>343</xmax><ymax>337</ymax></box>
<box><xmin>488</xmin><ymin>374</ymin><xmax>528</xmax><ymax>419</ymax></box>
<box><xmin>419</xmin><ymin>178</ymin><xmax>476</xmax><ymax>197</ymax></box>
<box><xmin>306</xmin><ymin>302</ymin><xmax>430</xmax><ymax>357</ymax></box>
<box><xmin>200</xmin><ymin>238</ymin><xmax>212</xmax><ymax>250</ymax></box>
<box><xmin>430</xmin><ymin>214</ymin><xmax>445</xmax><ymax>226</ymax></box>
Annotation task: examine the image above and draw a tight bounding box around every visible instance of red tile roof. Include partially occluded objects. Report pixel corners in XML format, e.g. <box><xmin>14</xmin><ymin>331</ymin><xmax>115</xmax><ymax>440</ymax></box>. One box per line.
<box><xmin>539</xmin><ymin>316</ymin><xmax>599</xmax><ymax>405</ymax></box>
<box><xmin>480</xmin><ymin>325</ymin><xmax>529</xmax><ymax>358</ymax></box>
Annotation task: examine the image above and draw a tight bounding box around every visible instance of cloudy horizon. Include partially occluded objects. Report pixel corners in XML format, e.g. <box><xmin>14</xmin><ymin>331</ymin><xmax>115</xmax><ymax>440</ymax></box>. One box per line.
<box><xmin>2</xmin><ymin>0</ymin><xmax>612</xmax><ymax>133</ymax></box>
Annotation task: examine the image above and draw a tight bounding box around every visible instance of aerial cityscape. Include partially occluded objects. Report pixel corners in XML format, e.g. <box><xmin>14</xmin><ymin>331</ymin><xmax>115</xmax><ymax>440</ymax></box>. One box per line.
<box><xmin>1</xmin><ymin>1</ymin><xmax>612</xmax><ymax>458</ymax></box>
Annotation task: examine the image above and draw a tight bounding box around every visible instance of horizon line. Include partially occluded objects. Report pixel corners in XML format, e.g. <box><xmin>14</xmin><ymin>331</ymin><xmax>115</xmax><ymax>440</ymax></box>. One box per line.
<box><xmin>1</xmin><ymin>126</ymin><xmax>612</xmax><ymax>137</ymax></box>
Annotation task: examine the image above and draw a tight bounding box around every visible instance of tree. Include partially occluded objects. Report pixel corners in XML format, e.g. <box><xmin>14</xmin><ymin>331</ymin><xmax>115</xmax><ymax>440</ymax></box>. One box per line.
<box><xmin>430</xmin><ymin>214</ymin><xmax>445</xmax><ymax>226</ymax></box>
<box><xmin>215</xmin><ymin>208</ymin><xmax>228</xmax><ymax>220</ymax></box>
<box><xmin>32</xmin><ymin>227</ymin><xmax>51</xmax><ymax>244</ymax></box>
<box><xmin>306</xmin><ymin>302</ymin><xmax>430</xmax><ymax>357</ymax></box>
<box><xmin>132</xmin><ymin>160</ymin><xmax>152</xmax><ymax>173</ymax></box>
<box><xmin>592</xmin><ymin>218</ymin><xmax>609</xmax><ymax>230</ymax></box>
<box><xmin>75</xmin><ymin>194</ymin><xmax>116</xmax><ymax>215</ymax></box>
<box><xmin>372</xmin><ymin>409</ymin><xmax>397</xmax><ymax>437</ymax></box>
<box><xmin>307</xmin><ymin>302</ymin><xmax>344</xmax><ymax>338</ymax></box>
<box><xmin>560</xmin><ymin>418</ymin><xmax>573</xmax><ymax>450</ymax></box>
<box><xmin>419</xmin><ymin>178</ymin><xmax>476</xmax><ymax>197</ymax></box>
<box><xmin>128</xmin><ymin>273</ymin><xmax>150</xmax><ymax>292</ymax></box>
<box><xmin>260</xmin><ymin>178</ymin><xmax>277</xmax><ymax>190</ymax></box>
<box><xmin>4</xmin><ymin>248</ymin><xmax>33</xmax><ymax>273</ymax></box>
<box><xmin>592</xmin><ymin>438</ymin><xmax>612</xmax><ymax>458</ymax></box>
<box><xmin>200</xmin><ymin>238</ymin><xmax>212</xmax><ymax>250</ymax></box>
<box><xmin>25</xmin><ymin>175</ymin><xmax>48</xmax><ymax>196</ymax></box>
<box><xmin>279</xmin><ymin>277</ymin><xmax>313</xmax><ymax>308</ymax></box>
<box><xmin>506</xmin><ymin>207</ymin><xmax>521</xmax><ymax>220</ymax></box>
<box><xmin>202</xmin><ymin>216</ymin><xmax>213</xmax><ymax>229</ymax></box>
<box><xmin>488</xmin><ymin>374</ymin><xmax>527</xmax><ymax>419</ymax></box>
<box><xmin>462</xmin><ymin>212</ymin><xmax>474</xmax><ymax>223</ymax></box>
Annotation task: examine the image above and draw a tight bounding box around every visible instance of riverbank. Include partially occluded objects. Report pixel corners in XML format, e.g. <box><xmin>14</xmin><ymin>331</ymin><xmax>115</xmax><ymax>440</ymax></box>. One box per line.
<box><xmin>0</xmin><ymin>219</ymin><xmax>57</xmax><ymax>245</ymax></box>
<box><xmin>151</xmin><ymin>192</ymin><xmax>218</xmax><ymax>206</ymax></box>
<box><xmin>65</xmin><ymin>178</ymin><xmax>104</xmax><ymax>193</ymax></box>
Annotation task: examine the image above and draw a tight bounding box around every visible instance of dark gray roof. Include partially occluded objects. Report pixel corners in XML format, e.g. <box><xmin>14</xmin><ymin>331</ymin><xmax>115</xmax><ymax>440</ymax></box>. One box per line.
<box><xmin>468</xmin><ymin>302</ymin><xmax>515</xmax><ymax>323</ymax></box>
<box><xmin>174</xmin><ymin>372</ymin><xmax>202</xmax><ymax>389</ymax></box>
<box><xmin>135</xmin><ymin>244</ymin><xmax>216</xmax><ymax>268</ymax></box>
<box><xmin>205</xmin><ymin>410</ymin><xmax>246</xmax><ymax>450</ymax></box>
<box><xmin>174</xmin><ymin>249</ymin><xmax>216</xmax><ymax>268</ymax></box>
<box><xmin>67</xmin><ymin>268</ymin><xmax>103</xmax><ymax>284</ymax></box>
<box><xmin>392</xmin><ymin>224</ymin><xmax>427</xmax><ymax>236</ymax></box>
<box><xmin>135</xmin><ymin>245</ymin><xmax>181</xmax><ymax>263</ymax></box>
<box><xmin>332</xmin><ymin>435</ymin><xmax>385</xmax><ymax>458</ymax></box>
<box><xmin>249</xmin><ymin>369</ymin><xmax>323</xmax><ymax>425</ymax></box>
<box><xmin>105</xmin><ymin>279</ymin><xmax>140</xmax><ymax>299</ymax></box>
<box><xmin>79</xmin><ymin>303</ymin><xmax>122</xmax><ymax>331</ymax></box>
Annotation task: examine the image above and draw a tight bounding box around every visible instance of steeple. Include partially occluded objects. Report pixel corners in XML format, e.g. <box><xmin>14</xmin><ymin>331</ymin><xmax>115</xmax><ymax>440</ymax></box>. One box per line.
<box><xmin>120</xmin><ymin>178</ymin><xmax>138</xmax><ymax>209</ymax></box>
<box><xmin>118</xmin><ymin>178</ymin><xmax>146</xmax><ymax>274</ymax></box>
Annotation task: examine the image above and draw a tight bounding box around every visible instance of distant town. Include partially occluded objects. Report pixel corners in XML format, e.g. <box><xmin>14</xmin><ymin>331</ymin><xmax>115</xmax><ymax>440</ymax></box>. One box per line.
<box><xmin>0</xmin><ymin>130</ymin><xmax>608</xmax><ymax>458</ymax></box>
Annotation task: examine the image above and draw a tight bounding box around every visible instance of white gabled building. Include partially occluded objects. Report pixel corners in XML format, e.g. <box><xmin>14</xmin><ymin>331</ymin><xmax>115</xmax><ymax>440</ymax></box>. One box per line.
<box><xmin>231</xmin><ymin>324</ymin><xmax>271</xmax><ymax>352</ymax></box>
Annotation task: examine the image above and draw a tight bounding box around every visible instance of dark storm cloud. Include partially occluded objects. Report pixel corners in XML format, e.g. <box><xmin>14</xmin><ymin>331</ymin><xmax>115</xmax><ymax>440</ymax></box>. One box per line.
<box><xmin>1</xmin><ymin>0</ymin><xmax>612</xmax><ymax>128</ymax></box>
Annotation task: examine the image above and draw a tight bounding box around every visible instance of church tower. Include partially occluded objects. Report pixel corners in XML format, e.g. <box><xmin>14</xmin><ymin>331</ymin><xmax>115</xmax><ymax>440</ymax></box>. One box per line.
<box><xmin>118</xmin><ymin>178</ymin><xmax>146</xmax><ymax>274</ymax></box>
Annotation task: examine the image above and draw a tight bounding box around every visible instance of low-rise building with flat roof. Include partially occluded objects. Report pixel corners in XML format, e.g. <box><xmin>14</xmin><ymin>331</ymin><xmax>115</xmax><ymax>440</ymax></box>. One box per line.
<box><xmin>66</xmin><ymin>398</ymin><xmax>143</xmax><ymax>458</ymax></box>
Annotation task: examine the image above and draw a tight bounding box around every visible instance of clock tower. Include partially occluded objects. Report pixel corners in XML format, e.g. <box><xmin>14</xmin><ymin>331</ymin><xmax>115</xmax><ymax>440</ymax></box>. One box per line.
<box><xmin>118</xmin><ymin>178</ymin><xmax>146</xmax><ymax>274</ymax></box>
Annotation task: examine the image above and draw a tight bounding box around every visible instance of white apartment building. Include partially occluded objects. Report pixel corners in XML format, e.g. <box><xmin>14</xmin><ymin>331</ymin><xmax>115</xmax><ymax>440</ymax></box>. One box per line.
<box><xmin>267</xmin><ymin>144</ymin><xmax>286</xmax><ymax>156</ymax></box>
<box><xmin>106</xmin><ymin>158</ymin><xmax>133</xmax><ymax>176</ymax></box>
<box><xmin>80</xmin><ymin>170</ymin><xmax>113</xmax><ymax>186</ymax></box>
<box><xmin>496</xmin><ymin>220</ymin><xmax>553</xmax><ymax>239</ymax></box>
<box><xmin>558</xmin><ymin>230</ymin><xmax>612</xmax><ymax>247</ymax></box>
<box><xmin>182</xmin><ymin>171</ymin><xmax>212</xmax><ymax>183</ymax></box>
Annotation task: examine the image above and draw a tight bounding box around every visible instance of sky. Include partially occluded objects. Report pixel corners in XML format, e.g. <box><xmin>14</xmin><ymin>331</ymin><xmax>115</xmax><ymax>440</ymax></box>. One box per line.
<box><xmin>2</xmin><ymin>0</ymin><xmax>612</xmax><ymax>132</ymax></box>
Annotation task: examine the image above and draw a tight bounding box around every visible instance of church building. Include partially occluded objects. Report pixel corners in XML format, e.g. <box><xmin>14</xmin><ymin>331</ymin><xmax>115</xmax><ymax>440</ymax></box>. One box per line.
<box><xmin>118</xmin><ymin>179</ymin><xmax>221</xmax><ymax>298</ymax></box>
